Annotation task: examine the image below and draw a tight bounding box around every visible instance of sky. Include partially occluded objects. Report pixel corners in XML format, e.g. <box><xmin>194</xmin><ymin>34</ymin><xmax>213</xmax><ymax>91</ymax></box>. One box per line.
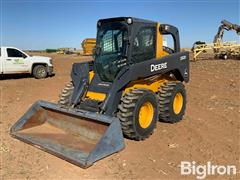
<box><xmin>0</xmin><ymin>0</ymin><xmax>239</xmax><ymax>50</ymax></box>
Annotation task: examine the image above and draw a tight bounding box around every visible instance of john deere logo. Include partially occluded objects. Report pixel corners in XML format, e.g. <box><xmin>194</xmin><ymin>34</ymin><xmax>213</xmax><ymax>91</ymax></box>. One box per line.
<box><xmin>180</xmin><ymin>55</ymin><xmax>187</xmax><ymax>61</ymax></box>
<box><xmin>150</xmin><ymin>62</ymin><xmax>167</xmax><ymax>72</ymax></box>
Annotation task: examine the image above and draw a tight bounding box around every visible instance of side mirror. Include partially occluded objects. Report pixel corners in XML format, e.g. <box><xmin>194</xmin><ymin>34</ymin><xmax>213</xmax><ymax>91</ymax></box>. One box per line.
<box><xmin>22</xmin><ymin>54</ymin><xmax>27</xmax><ymax>59</ymax></box>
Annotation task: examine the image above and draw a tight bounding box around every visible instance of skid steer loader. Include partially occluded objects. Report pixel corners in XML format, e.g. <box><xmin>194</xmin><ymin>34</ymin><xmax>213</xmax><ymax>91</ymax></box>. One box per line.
<box><xmin>11</xmin><ymin>17</ymin><xmax>189</xmax><ymax>168</ymax></box>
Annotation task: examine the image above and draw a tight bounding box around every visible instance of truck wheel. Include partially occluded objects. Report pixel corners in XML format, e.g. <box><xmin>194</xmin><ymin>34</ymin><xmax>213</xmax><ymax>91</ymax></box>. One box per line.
<box><xmin>33</xmin><ymin>65</ymin><xmax>47</xmax><ymax>79</ymax></box>
<box><xmin>58</xmin><ymin>82</ymin><xmax>74</xmax><ymax>108</ymax></box>
<box><xmin>117</xmin><ymin>88</ymin><xmax>158</xmax><ymax>141</ymax></box>
<box><xmin>158</xmin><ymin>81</ymin><xmax>186</xmax><ymax>123</ymax></box>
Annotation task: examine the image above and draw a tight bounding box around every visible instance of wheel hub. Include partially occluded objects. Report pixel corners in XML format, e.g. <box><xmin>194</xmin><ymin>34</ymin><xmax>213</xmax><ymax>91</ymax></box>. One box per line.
<box><xmin>173</xmin><ymin>92</ymin><xmax>183</xmax><ymax>114</ymax></box>
<box><xmin>38</xmin><ymin>68</ymin><xmax>46</xmax><ymax>77</ymax></box>
<box><xmin>138</xmin><ymin>101</ymin><xmax>154</xmax><ymax>128</ymax></box>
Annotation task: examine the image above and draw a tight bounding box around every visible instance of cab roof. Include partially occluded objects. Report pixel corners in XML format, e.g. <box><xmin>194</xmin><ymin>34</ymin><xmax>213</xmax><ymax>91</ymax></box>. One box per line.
<box><xmin>98</xmin><ymin>17</ymin><xmax>157</xmax><ymax>24</ymax></box>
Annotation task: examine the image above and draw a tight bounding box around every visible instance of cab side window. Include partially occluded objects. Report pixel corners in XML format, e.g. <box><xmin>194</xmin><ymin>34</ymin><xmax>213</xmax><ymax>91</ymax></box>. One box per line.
<box><xmin>132</xmin><ymin>27</ymin><xmax>156</xmax><ymax>63</ymax></box>
<box><xmin>162</xmin><ymin>35</ymin><xmax>175</xmax><ymax>54</ymax></box>
<box><xmin>7</xmin><ymin>48</ymin><xmax>26</xmax><ymax>58</ymax></box>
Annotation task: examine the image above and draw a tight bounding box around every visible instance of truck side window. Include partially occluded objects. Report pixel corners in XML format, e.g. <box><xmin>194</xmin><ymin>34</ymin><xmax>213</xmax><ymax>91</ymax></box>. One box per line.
<box><xmin>0</xmin><ymin>48</ymin><xmax>1</xmax><ymax>57</ymax></box>
<box><xmin>7</xmin><ymin>48</ymin><xmax>26</xmax><ymax>58</ymax></box>
<box><xmin>132</xmin><ymin>27</ymin><xmax>156</xmax><ymax>63</ymax></box>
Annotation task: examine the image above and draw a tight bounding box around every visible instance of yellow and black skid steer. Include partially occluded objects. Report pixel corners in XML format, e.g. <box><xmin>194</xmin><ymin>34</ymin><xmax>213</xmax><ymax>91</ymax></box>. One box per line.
<box><xmin>10</xmin><ymin>17</ymin><xmax>189</xmax><ymax>168</ymax></box>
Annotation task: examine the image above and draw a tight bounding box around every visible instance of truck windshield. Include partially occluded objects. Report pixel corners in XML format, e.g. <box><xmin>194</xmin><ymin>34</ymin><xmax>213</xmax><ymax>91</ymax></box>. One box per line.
<box><xmin>95</xmin><ymin>22</ymin><xmax>128</xmax><ymax>82</ymax></box>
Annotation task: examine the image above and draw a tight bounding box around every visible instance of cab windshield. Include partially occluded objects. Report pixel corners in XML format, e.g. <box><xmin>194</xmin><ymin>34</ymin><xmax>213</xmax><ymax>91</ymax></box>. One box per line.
<box><xmin>95</xmin><ymin>22</ymin><xmax>128</xmax><ymax>82</ymax></box>
<box><xmin>97</xmin><ymin>23</ymin><xmax>127</xmax><ymax>55</ymax></box>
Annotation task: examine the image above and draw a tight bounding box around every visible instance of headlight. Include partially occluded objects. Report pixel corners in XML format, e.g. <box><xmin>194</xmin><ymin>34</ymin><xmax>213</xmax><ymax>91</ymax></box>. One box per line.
<box><xmin>126</xmin><ymin>18</ymin><xmax>132</xmax><ymax>24</ymax></box>
<box><xmin>164</xmin><ymin>25</ymin><xmax>170</xmax><ymax>31</ymax></box>
<box><xmin>49</xmin><ymin>59</ymin><xmax>53</xmax><ymax>64</ymax></box>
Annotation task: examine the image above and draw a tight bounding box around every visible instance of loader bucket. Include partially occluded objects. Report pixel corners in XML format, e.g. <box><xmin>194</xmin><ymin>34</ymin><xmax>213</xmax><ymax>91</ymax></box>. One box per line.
<box><xmin>10</xmin><ymin>100</ymin><xmax>125</xmax><ymax>168</ymax></box>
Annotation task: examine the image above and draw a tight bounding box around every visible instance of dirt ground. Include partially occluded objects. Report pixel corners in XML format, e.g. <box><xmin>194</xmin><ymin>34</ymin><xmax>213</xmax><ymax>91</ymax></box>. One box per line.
<box><xmin>0</xmin><ymin>53</ymin><xmax>239</xmax><ymax>179</ymax></box>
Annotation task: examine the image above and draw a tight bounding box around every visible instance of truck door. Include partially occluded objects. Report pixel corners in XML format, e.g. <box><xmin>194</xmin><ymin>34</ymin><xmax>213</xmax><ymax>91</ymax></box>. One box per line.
<box><xmin>3</xmin><ymin>48</ymin><xmax>29</xmax><ymax>73</ymax></box>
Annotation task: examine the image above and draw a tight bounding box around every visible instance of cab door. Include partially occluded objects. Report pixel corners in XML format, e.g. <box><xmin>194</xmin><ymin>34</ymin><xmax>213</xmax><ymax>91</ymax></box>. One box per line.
<box><xmin>3</xmin><ymin>48</ymin><xmax>29</xmax><ymax>73</ymax></box>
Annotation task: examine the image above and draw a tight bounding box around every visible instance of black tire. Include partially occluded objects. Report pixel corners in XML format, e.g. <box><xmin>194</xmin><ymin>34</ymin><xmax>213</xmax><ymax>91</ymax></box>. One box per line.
<box><xmin>33</xmin><ymin>65</ymin><xmax>47</xmax><ymax>79</ymax></box>
<box><xmin>117</xmin><ymin>88</ymin><xmax>158</xmax><ymax>141</ymax></box>
<box><xmin>158</xmin><ymin>81</ymin><xmax>186</xmax><ymax>123</ymax></box>
<box><xmin>58</xmin><ymin>82</ymin><xmax>74</xmax><ymax>107</ymax></box>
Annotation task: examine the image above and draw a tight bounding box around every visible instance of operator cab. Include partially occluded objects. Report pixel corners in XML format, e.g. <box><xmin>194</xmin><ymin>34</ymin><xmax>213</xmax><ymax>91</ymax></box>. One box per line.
<box><xmin>94</xmin><ymin>17</ymin><xmax>180</xmax><ymax>83</ymax></box>
<box><xmin>94</xmin><ymin>18</ymin><xmax>129</xmax><ymax>82</ymax></box>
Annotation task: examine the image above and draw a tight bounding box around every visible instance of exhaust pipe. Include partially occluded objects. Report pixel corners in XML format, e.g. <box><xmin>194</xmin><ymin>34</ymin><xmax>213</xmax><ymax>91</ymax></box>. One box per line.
<box><xmin>10</xmin><ymin>100</ymin><xmax>125</xmax><ymax>168</ymax></box>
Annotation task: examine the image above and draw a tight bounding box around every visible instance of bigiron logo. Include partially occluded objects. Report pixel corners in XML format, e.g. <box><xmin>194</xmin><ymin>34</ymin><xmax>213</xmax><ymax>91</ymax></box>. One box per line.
<box><xmin>150</xmin><ymin>62</ymin><xmax>167</xmax><ymax>72</ymax></box>
<box><xmin>180</xmin><ymin>161</ymin><xmax>237</xmax><ymax>179</ymax></box>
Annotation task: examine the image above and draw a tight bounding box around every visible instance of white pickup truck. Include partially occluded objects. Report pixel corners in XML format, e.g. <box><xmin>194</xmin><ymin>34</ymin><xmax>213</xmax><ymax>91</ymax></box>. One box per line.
<box><xmin>0</xmin><ymin>47</ymin><xmax>53</xmax><ymax>78</ymax></box>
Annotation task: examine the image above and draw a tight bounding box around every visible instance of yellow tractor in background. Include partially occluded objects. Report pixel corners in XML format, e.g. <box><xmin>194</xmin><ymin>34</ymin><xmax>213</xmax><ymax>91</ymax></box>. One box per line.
<box><xmin>81</xmin><ymin>38</ymin><xmax>96</xmax><ymax>55</ymax></box>
<box><xmin>11</xmin><ymin>17</ymin><xmax>189</xmax><ymax>168</ymax></box>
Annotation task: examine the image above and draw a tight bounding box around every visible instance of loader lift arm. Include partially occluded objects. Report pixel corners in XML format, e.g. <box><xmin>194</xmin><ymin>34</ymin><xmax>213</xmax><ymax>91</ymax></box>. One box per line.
<box><xmin>101</xmin><ymin>51</ymin><xmax>189</xmax><ymax>115</ymax></box>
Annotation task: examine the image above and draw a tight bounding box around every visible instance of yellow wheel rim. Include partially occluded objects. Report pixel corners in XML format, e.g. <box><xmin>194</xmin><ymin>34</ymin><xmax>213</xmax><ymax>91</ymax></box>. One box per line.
<box><xmin>138</xmin><ymin>101</ymin><xmax>154</xmax><ymax>128</ymax></box>
<box><xmin>173</xmin><ymin>92</ymin><xmax>183</xmax><ymax>114</ymax></box>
